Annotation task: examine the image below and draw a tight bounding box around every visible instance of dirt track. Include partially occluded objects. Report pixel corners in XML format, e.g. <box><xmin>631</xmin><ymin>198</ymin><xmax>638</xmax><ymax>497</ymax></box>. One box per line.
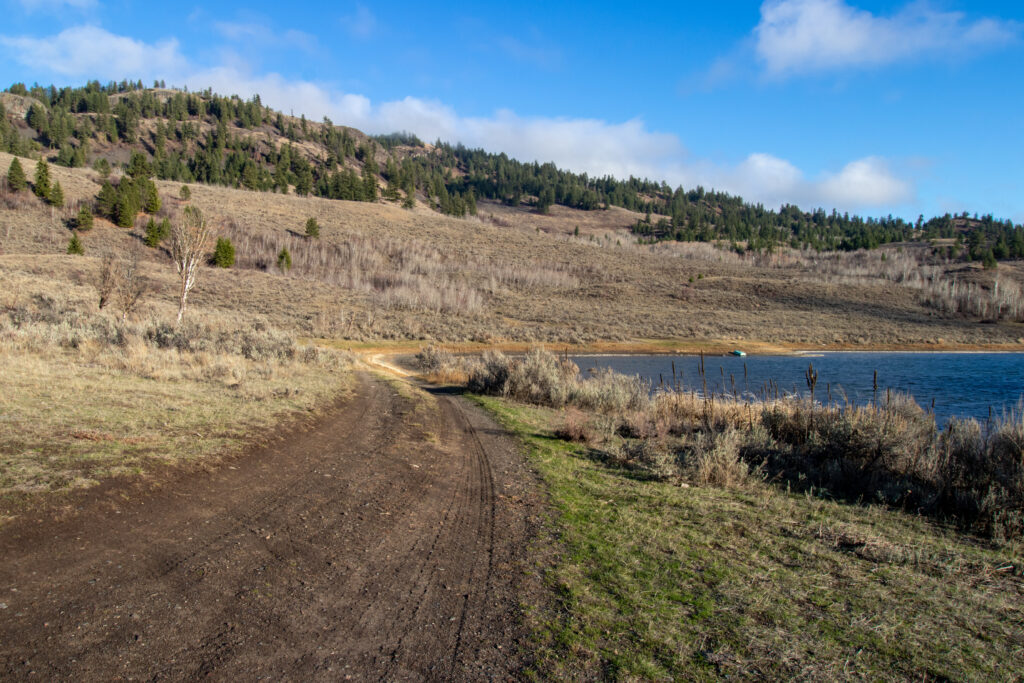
<box><xmin>0</xmin><ymin>372</ymin><xmax>544</xmax><ymax>680</ymax></box>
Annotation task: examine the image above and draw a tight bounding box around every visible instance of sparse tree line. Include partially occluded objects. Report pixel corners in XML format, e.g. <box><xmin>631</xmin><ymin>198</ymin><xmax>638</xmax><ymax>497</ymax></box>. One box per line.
<box><xmin>3</xmin><ymin>79</ymin><xmax>1022</xmax><ymax>258</ymax></box>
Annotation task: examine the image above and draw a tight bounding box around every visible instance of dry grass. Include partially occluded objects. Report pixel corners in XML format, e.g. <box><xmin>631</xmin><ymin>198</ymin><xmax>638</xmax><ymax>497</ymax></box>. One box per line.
<box><xmin>0</xmin><ymin>258</ymin><xmax>353</xmax><ymax>505</ymax></box>
<box><xmin>5</xmin><ymin>151</ymin><xmax>1021</xmax><ymax>348</ymax></box>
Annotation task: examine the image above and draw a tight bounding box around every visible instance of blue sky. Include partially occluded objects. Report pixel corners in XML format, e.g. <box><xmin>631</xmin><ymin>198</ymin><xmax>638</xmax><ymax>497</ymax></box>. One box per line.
<box><xmin>0</xmin><ymin>0</ymin><xmax>1021</xmax><ymax>222</ymax></box>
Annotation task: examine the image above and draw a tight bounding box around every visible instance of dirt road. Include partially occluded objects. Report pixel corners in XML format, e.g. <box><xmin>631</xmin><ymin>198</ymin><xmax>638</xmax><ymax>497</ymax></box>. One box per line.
<box><xmin>0</xmin><ymin>372</ymin><xmax>544</xmax><ymax>680</ymax></box>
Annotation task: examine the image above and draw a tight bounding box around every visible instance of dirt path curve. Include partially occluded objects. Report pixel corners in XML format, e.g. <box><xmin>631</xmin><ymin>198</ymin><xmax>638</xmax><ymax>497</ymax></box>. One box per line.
<box><xmin>0</xmin><ymin>371</ymin><xmax>544</xmax><ymax>681</ymax></box>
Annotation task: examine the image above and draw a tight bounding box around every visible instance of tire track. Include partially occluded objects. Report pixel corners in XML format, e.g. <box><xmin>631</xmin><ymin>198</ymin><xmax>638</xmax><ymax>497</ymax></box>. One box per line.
<box><xmin>0</xmin><ymin>371</ymin><xmax>540</xmax><ymax>681</ymax></box>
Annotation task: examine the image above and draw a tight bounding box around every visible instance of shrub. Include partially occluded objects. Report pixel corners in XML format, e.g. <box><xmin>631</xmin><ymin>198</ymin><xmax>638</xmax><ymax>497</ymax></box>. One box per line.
<box><xmin>277</xmin><ymin>247</ymin><xmax>292</xmax><ymax>272</ymax></box>
<box><xmin>305</xmin><ymin>217</ymin><xmax>320</xmax><ymax>238</ymax></box>
<box><xmin>211</xmin><ymin>238</ymin><xmax>235</xmax><ymax>268</ymax></box>
<box><xmin>179</xmin><ymin>184</ymin><xmax>191</xmax><ymax>201</ymax></box>
<box><xmin>415</xmin><ymin>344</ymin><xmax>453</xmax><ymax>371</ymax></box>
<box><xmin>468</xmin><ymin>350</ymin><xmax>512</xmax><ymax>395</ymax></box>
<box><xmin>688</xmin><ymin>429</ymin><xmax>753</xmax><ymax>488</ymax></box>
<box><xmin>556</xmin><ymin>409</ymin><xmax>597</xmax><ymax>443</ymax></box>
<box><xmin>66</xmin><ymin>232</ymin><xmax>84</xmax><ymax>255</ymax></box>
<box><xmin>93</xmin><ymin>157</ymin><xmax>111</xmax><ymax>179</ymax></box>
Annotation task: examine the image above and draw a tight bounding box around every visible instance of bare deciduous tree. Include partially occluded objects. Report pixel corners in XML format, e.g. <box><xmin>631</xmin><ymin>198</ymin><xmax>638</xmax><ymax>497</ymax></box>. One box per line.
<box><xmin>96</xmin><ymin>253</ymin><xmax>116</xmax><ymax>310</ymax></box>
<box><xmin>95</xmin><ymin>250</ymin><xmax>148</xmax><ymax>320</ymax></box>
<box><xmin>170</xmin><ymin>206</ymin><xmax>214</xmax><ymax>325</ymax></box>
<box><xmin>114</xmin><ymin>248</ymin><xmax>147</xmax><ymax>322</ymax></box>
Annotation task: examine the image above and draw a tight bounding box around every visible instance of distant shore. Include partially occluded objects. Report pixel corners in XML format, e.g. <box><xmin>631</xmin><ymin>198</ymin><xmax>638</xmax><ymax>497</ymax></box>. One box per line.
<box><xmin>324</xmin><ymin>337</ymin><xmax>1024</xmax><ymax>358</ymax></box>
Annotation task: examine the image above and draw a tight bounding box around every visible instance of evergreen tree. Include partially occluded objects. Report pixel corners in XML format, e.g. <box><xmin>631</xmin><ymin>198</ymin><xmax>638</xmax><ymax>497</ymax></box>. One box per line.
<box><xmin>211</xmin><ymin>237</ymin><xmax>235</xmax><ymax>268</ymax></box>
<box><xmin>7</xmin><ymin>157</ymin><xmax>26</xmax><ymax>192</ymax></box>
<box><xmin>115</xmin><ymin>180</ymin><xmax>138</xmax><ymax>228</ymax></box>
<box><xmin>127</xmin><ymin>151</ymin><xmax>152</xmax><ymax>179</ymax></box>
<box><xmin>305</xmin><ymin>216</ymin><xmax>320</xmax><ymax>238</ymax></box>
<box><xmin>144</xmin><ymin>181</ymin><xmax>161</xmax><ymax>213</ymax></box>
<box><xmin>66</xmin><ymin>232</ymin><xmax>84</xmax><ymax>255</ymax></box>
<box><xmin>76</xmin><ymin>206</ymin><xmax>94</xmax><ymax>231</ymax></box>
<box><xmin>362</xmin><ymin>165</ymin><xmax>378</xmax><ymax>201</ymax></box>
<box><xmin>97</xmin><ymin>180</ymin><xmax>117</xmax><ymax>219</ymax></box>
<box><xmin>294</xmin><ymin>168</ymin><xmax>313</xmax><ymax>196</ymax></box>
<box><xmin>49</xmin><ymin>180</ymin><xmax>64</xmax><ymax>208</ymax></box>
<box><xmin>144</xmin><ymin>218</ymin><xmax>162</xmax><ymax>247</ymax></box>
<box><xmin>27</xmin><ymin>104</ymin><xmax>47</xmax><ymax>134</ymax></box>
<box><xmin>179</xmin><ymin>184</ymin><xmax>192</xmax><ymax>201</ymax></box>
<box><xmin>33</xmin><ymin>159</ymin><xmax>51</xmax><ymax>199</ymax></box>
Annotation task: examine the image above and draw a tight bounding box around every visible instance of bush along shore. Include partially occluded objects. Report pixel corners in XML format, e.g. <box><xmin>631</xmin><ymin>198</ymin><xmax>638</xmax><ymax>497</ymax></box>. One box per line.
<box><xmin>419</xmin><ymin>346</ymin><xmax>1024</xmax><ymax>540</ymax></box>
<box><xmin>418</xmin><ymin>346</ymin><xmax>1024</xmax><ymax>678</ymax></box>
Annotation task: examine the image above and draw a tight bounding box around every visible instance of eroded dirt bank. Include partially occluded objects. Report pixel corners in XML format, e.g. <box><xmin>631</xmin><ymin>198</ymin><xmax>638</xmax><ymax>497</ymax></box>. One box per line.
<box><xmin>0</xmin><ymin>372</ymin><xmax>543</xmax><ymax>680</ymax></box>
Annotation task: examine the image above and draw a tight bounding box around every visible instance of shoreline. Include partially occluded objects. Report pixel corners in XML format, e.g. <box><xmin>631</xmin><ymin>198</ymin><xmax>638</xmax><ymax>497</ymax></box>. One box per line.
<box><xmin>318</xmin><ymin>337</ymin><xmax>1024</xmax><ymax>357</ymax></box>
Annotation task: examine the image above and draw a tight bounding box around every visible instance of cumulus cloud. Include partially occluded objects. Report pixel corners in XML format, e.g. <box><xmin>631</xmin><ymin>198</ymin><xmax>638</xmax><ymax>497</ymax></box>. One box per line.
<box><xmin>0</xmin><ymin>24</ymin><xmax>914</xmax><ymax>212</ymax></box>
<box><xmin>818</xmin><ymin>157</ymin><xmax>911</xmax><ymax>206</ymax></box>
<box><xmin>0</xmin><ymin>26</ymin><xmax>185</xmax><ymax>79</ymax></box>
<box><xmin>756</xmin><ymin>0</ymin><xmax>1019</xmax><ymax>76</ymax></box>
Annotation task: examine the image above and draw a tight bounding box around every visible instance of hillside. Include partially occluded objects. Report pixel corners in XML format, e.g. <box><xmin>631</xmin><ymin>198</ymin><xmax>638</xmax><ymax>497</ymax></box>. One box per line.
<box><xmin>3</xmin><ymin>150</ymin><xmax>1024</xmax><ymax>348</ymax></box>
<box><xmin>2</xmin><ymin>80</ymin><xmax>1023</xmax><ymax>260</ymax></box>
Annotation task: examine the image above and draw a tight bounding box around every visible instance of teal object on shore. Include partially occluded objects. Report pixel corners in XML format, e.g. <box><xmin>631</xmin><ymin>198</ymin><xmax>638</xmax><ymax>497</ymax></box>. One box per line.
<box><xmin>730</xmin><ymin>350</ymin><xmax>746</xmax><ymax>357</ymax></box>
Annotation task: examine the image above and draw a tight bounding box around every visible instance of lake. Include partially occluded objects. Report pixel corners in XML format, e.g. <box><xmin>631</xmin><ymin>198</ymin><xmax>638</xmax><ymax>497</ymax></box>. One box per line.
<box><xmin>569</xmin><ymin>352</ymin><xmax>1024</xmax><ymax>425</ymax></box>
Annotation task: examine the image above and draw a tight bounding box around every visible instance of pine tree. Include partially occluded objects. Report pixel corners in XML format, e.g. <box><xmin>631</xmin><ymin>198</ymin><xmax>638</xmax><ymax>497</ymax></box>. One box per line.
<box><xmin>179</xmin><ymin>184</ymin><xmax>191</xmax><ymax>201</ymax></box>
<box><xmin>294</xmin><ymin>168</ymin><xmax>313</xmax><ymax>197</ymax></box>
<box><xmin>211</xmin><ymin>237</ymin><xmax>235</xmax><ymax>268</ymax></box>
<box><xmin>34</xmin><ymin>159</ymin><xmax>51</xmax><ymax>199</ymax></box>
<box><xmin>127</xmin><ymin>152</ymin><xmax>152</xmax><ymax>179</ymax></box>
<box><xmin>305</xmin><ymin>217</ymin><xmax>320</xmax><ymax>238</ymax></box>
<box><xmin>97</xmin><ymin>181</ymin><xmax>117</xmax><ymax>219</ymax></box>
<box><xmin>116</xmin><ymin>188</ymin><xmax>137</xmax><ymax>228</ymax></box>
<box><xmin>76</xmin><ymin>206</ymin><xmax>94</xmax><ymax>231</ymax></box>
<box><xmin>362</xmin><ymin>165</ymin><xmax>378</xmax><ymax>202</ymax></box>
<box><xmin>67</xmin><ymin>232</ymin><xmax>84</xmax><ymax>255</ymax></box>
<box><xmin>49</xmin><ymin>180</ymin><xmax>64</xmax><ymax>208</ymax></box>
<box><xmin>144</xmin><ymin>181</ymin><xmax>161</xmax><ymax>213</ymax></box>
<box><xmin>7</xmin><ymin>158</ymin><xmax>26</xmax><ymax>192</ymax></box>
<box><xmin>144</xmin><ymin>218</ymin><xmax>162</xmax><ymax>247</ymax></box>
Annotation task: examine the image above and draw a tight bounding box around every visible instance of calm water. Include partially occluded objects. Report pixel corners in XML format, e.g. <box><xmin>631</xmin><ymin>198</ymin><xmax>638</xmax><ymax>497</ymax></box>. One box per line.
<box><xmin>569</xmin><ymin>352</ymin><xmax>1024</xmax><ymax>425</ymax></box>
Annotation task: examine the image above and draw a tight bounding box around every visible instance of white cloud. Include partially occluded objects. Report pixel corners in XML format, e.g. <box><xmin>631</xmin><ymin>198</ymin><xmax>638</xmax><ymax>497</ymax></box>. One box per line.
<box><xmin>0</xmin><ymin>24</ymin><xmax>915</xmax><ymax>212</ymax></box>
<box><xmin>756</xmin><ymin>0</ymin><xmax>1019</xmax><ymax>76</ymax></box>
<box><xmin>0</xmin><ymin>26</ymin><xmax>185</xmax><ymax>79</ymax></box>
<box><xmin>818</xmin><ymin>157</ymin><xmax>910</xmax><ymax>206</ymax></box>
<box><xmin>213</xmin><ymin>21</ymin><xmax>317</xmax><ymax>52</ymax></box>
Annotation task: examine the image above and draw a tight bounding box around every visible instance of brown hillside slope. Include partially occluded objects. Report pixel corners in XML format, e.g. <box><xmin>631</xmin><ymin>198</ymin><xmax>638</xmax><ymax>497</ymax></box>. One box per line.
<box><xmin>2</xmin><ymin>150</ymin><xmax>1023</xmax><ymax>347</ymax></box>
